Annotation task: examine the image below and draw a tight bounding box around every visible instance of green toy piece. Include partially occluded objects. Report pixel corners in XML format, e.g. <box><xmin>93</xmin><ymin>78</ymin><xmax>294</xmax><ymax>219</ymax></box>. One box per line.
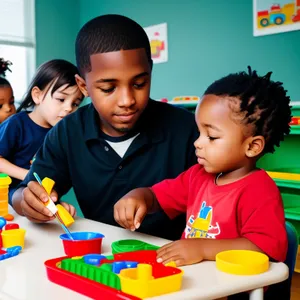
<box><xmin>111</xmin><ymin>239</ymin><xmax>160</xmax><ymax>254</ymax></box>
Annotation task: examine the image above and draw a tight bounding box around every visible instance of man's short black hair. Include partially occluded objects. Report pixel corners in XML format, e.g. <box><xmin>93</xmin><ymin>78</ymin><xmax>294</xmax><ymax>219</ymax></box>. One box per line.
<box><xmin>75</xmin><ymin>14</ymin><xmax>152</xmax><ymax>76</ymax></box>
<box><xmin>204</xmin><ymin>66</ymin><xmax>292</xmax><ymax>154</ymax></box>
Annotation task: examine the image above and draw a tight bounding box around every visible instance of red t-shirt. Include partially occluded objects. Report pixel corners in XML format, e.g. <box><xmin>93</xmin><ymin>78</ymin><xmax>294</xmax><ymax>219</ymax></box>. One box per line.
<box><xmin>152</xmin><ymin>165</ymin><xmax>287</xmax><ymax>262</ymax></box>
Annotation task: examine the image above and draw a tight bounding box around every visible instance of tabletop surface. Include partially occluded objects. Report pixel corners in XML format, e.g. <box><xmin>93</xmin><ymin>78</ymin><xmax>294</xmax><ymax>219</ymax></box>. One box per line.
<box><xmin>0</xmin><ymin>213</ymin><xmax>289</xmax><ymax>300</ymax></box>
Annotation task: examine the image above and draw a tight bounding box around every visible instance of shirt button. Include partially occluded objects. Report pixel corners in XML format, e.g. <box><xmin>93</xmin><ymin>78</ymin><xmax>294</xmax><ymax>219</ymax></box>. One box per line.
<box><xmin>119</xmin><ymin>165</ymin><xmax>122</xmax><ymax>170</ymax></box>
<box><xmin>104</xmin><ymin>146</ymin><xmax>109</xmax><ymax>151</ymax></box>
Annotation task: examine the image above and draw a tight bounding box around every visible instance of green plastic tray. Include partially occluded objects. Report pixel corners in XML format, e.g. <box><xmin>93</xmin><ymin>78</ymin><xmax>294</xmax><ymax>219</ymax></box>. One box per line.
<box><xmin>60</xmin><ymin>257</ymin><xmax>121</xmax><ymax>290</ymax></box>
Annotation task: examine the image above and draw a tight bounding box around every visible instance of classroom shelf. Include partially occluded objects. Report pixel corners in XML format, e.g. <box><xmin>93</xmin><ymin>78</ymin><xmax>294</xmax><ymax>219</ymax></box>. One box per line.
<box><xmin>285</xmin><ymin>207</ymin><xmax>300</xmax><ymax>220</ymax></box>
<box><xmin>273</xmin><ymin>179</ymin><xmax>300</xmax><ymax>190</ymax></box>
<box><xmin>167</xmin><ymin>101</ymin><xmax>300</xmax><ymax>113</ymax></box>
<box><xmin>168</xmin><ymin>100</ymin><xmax>198</xmax><ymax>108</ymax></box>
<box><xmin>290</xmin><ymin>126</ymin><xmax>300</xmax><ymax>135</ymax></box>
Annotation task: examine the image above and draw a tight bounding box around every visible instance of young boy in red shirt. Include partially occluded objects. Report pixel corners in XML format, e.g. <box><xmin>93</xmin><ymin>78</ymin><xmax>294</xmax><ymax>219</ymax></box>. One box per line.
<box><xmin>114</xmin><ymin>67</ymin><xmax>291</xmax><ymax>267</ymax></box>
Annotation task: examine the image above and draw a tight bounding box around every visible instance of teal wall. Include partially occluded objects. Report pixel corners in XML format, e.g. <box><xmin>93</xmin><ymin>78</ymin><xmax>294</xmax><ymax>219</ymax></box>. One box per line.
<box><xmin>35</xmin><ymin>0</ymin><xmax>82</xmax><ymax>214</ymax></box>
<box><xmin>35</xmin><ymin>0</ymin><xmax>80</xmax><ymax>66</ymax></box>
<box><xmin>36</xmin><ymin>0</ymin><xmax>300</xmax><ymax>216</ymax></box>
<box><xmin>79</xmin><ymin>0</ymin><xmax>300</xmax><ymax>101</ymax></box>
<box><xmin>35</xmin><ymin>0</ymin><xmax>300</xmax><ymax>100</ymax></box>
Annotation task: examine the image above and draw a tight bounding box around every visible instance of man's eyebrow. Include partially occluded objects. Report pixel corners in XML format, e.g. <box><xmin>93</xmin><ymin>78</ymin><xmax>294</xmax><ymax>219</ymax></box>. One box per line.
<box><xmin>94</xmin><ymin>72</ymin><xmax>150</xmax><ymax>84</ymax></box>
<box><xmin>133</xmin><ymin>72</ymin><xmax>149</xmax><ymax>79</ymax></box>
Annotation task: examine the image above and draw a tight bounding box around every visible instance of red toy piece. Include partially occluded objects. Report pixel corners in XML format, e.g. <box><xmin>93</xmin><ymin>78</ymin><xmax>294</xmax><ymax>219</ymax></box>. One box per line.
<box><xmin>45</xmin><ymin>251</ymin><xmax>182</xmax><ymax>299</ymax></box>
<box><xmin>4</xmin><ymin>223</ymin><xmax>19</xmax><ymax>230</ymax></box>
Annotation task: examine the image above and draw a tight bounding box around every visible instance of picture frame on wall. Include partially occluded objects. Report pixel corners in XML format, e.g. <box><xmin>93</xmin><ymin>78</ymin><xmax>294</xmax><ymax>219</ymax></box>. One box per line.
<box><xmin>144</xmin><ymin>23</ymin><xmax>168</xmax><ymax>64</ymax></box>
<box><xmin>253</xmin><ymin>0</ymin><xmax>300</xmax><ymax>36</ymax></box>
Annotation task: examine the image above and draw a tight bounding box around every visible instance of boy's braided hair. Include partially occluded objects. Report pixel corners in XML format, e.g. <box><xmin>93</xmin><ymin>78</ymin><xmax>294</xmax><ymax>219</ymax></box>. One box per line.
<box><xmin>204</xmin><ymin>66</ymin><xmax>292</xmax><ymax>153</ymax></box>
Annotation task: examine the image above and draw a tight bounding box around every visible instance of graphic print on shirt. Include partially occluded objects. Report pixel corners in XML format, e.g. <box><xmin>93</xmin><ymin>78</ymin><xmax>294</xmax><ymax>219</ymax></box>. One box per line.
<box><xmin>185</xmin><ymin>201</ymin><xmax>221</xmax><ymax>239</ymax></box>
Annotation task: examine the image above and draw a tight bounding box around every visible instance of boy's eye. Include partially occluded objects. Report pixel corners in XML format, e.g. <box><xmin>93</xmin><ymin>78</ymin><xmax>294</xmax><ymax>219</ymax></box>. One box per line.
<box><xmin>0</xmin><ymin>104</ymin><xmax>2</xmax><ymax>109</ymax></box>
<box><xmin>208</xmin><ymin>136</ymin><xmax>218</xmax><ymax>141</ymax></box>
<box><xmin>56</xmin><ymin>98</ymin><xmax>65</xmax><ymax>103</ymax></box>
<box><xmin>100</xmin><ymin>87</ymin><xmax>115</xmax><ymax>94</ymax></box>
<box><xmin>72</xmin><ymin>102</ymin><xmax>80</xmax><ymax>107</ymax></box>
<box><xmin>133</xmin><ymin>81</ymin><xmax>147</xmax><ymax>89</ymax></box>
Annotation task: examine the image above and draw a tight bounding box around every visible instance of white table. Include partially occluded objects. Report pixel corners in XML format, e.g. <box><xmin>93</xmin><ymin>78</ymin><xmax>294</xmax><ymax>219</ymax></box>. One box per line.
<box><xmin>0</xmin><ymin>213</ymin><xmax>289</xmax><ymax>300</ymax></box>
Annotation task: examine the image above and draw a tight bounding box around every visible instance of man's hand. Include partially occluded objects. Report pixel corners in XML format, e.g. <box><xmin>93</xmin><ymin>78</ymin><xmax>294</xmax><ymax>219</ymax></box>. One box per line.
<box><xmin>60</xmin><ymin>202</ymin><xmax>76</xmax><ymax>217</ymax></box>
<box><xmin>18</xmin><ymin>181</ymin><xmax>58</xmax><ymax>223</ymax></box>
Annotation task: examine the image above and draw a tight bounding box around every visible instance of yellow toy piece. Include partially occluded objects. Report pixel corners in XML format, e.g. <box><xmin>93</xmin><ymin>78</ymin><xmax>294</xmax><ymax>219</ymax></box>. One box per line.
<box><xmin>119</xmin><ymin>263</ymin><xmax>183</xmax><ymax>299</ymax></box>
<box><xmin>41</xmin><ymin>177</ymin><xmax>74</xmax><ymax>227</ymax></box>
<box><xmin>0</xmin><ymin>173</ymin><xmax>14</xmax><ymax>220</ymax></box>
<box><xmin>41</xmin><ymin>177</ymin><xmax>55</xmax><ymax>195</ymax></box>
<box><xmin>267</xmin><ymin>171</ymin><xmax>300</xmax><ymax>181</ymax></box>
<box><xmin>216</xmin><ymin>250</ymin><xmax>269</xmax><ymax>275</ymax></box>
<box><xmin>56</xmin><ymin>204</ymin><xmax>74</xmax><ymax>227</ymax></box>
<box><xmin>1</xmin><ymin>228</ymin><xmax>26</xmax><ymax>249</ymax></box>
<box><xmin>165</xmin><ymin>261</ymin><xmax>177</xmax><ymax>267</ymax></box>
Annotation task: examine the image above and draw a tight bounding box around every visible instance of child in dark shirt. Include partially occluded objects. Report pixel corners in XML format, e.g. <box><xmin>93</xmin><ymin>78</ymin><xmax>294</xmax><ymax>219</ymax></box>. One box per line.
<box><xmin>0</xmin><ymin>58</ymin><xmax>16</xmax><ymax>123</ymax></box>
<box><xmin>0</xmin><ymin>59</ymin><xmax>83</xmax><ymax>204</ymax></box>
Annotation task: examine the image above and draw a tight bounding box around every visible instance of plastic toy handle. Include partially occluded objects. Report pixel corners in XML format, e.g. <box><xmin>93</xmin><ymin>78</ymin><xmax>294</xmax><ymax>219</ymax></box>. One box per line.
<box><xmin>41</xmin><ymin>177</ymin><xmax>74</xmax><ymax>227</ymax></box>
<box><xmin>41</xmin><ymin>177</ymin><xmax>57</xmax><ymax>214</ymax></box>
<box><xmin>137</xmin><ymin>264</ymin><xmax>153</xmax><ymax>281</ymax></box>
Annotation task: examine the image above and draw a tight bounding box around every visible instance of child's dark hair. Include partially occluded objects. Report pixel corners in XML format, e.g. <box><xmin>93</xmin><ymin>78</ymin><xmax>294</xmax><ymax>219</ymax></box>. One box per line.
<box><xmin>75</xmin><ymin>14</ymin><xmax>152</xmax><ymax>76</ymax></box>
<box><xmin>0</xmin><ymin>58</ymin><xmax>12</xmax><ymax>87</ymax></box>
<box><xmin>17</xmin><ymin>59</ymin><xmax>81</xmax><ymax>112</ymax></box>
<box><xmin>204</xmin><ymin>66</ymin><xmax>292</xmax><ymax>154</ymax></box>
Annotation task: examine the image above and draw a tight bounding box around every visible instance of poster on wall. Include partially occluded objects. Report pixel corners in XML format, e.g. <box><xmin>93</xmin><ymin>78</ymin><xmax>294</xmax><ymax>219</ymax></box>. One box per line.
<box><xmin>144</xmin><ymin>23</ymin><xmax>168</xmax><ymax>64</ymax></box>
<box><xmin>253</xmin><ymin>0</ymin><xmax>300</xmax><ymax>36</ymax></box>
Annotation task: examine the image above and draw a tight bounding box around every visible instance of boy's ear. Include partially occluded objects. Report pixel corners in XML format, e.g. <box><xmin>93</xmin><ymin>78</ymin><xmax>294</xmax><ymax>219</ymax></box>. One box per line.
<box><xmin>75</xmin><ymin>74</ymin><xmax>89</xmax><ymax>97</ymax></box>
<box><xmin>244</xmin><ymin>136</ymin><xmax>265</xmax><ymax>158</ymax></box>
<box><xmin>31</xmin><ymin>86</ymin><xmax>43</xmax><ymax>105</ymax></box>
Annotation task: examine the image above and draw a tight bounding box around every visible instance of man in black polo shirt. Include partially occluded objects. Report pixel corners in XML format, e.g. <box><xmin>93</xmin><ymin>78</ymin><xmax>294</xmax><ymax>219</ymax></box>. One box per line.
<box><xmin>12</xmin><ymin>14</ymin><xmax>198</xmax><ymax>240</ymax></box>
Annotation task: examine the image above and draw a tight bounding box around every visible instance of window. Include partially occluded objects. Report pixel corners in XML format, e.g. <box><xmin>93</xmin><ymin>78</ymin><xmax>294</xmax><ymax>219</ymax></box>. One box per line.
<box><xmin>0</xmin><ymin>0</ymin><xmax>35</xmax><ymax>103</ymax></box>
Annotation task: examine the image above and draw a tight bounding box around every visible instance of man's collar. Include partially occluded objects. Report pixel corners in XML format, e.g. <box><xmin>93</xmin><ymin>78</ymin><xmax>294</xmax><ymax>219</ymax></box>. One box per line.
<box><xmin>83</xmin><ymin>99</ymin><xmax>164</xmax><ymax>144</ymax></box>
<box><xmin>83</xmin><ymin>103</ymin><xmax>101</xmax><ymax>141</ymax></box>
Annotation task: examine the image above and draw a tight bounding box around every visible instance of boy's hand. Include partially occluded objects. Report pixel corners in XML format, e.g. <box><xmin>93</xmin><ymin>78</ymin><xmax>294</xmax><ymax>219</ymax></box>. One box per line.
<box><xmin>19</xmin><ymin>181</ymin><xmax>58</xmax><ymax>223</ymax></box>
<box><xmin>156</xmin><ymin>239</ymin><xmax>204</xmax><ymax>267</ymax></box>
<box><xmin>60</xmin><ymin>202</ymin><xmax>76</xmax><ymax>217</ymax></box>
<box><xmin>114</xmin><ymin>196</ymin><xmax>147</xmax><ymax>231</ymax></box>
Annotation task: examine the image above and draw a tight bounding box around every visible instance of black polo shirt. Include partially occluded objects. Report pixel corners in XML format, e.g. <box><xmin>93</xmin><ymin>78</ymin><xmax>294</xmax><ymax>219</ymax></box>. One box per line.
<box><xmin>18</xmin><ymin>99</ymin><xmax>198</xmax><ymax>240</ymax></box>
